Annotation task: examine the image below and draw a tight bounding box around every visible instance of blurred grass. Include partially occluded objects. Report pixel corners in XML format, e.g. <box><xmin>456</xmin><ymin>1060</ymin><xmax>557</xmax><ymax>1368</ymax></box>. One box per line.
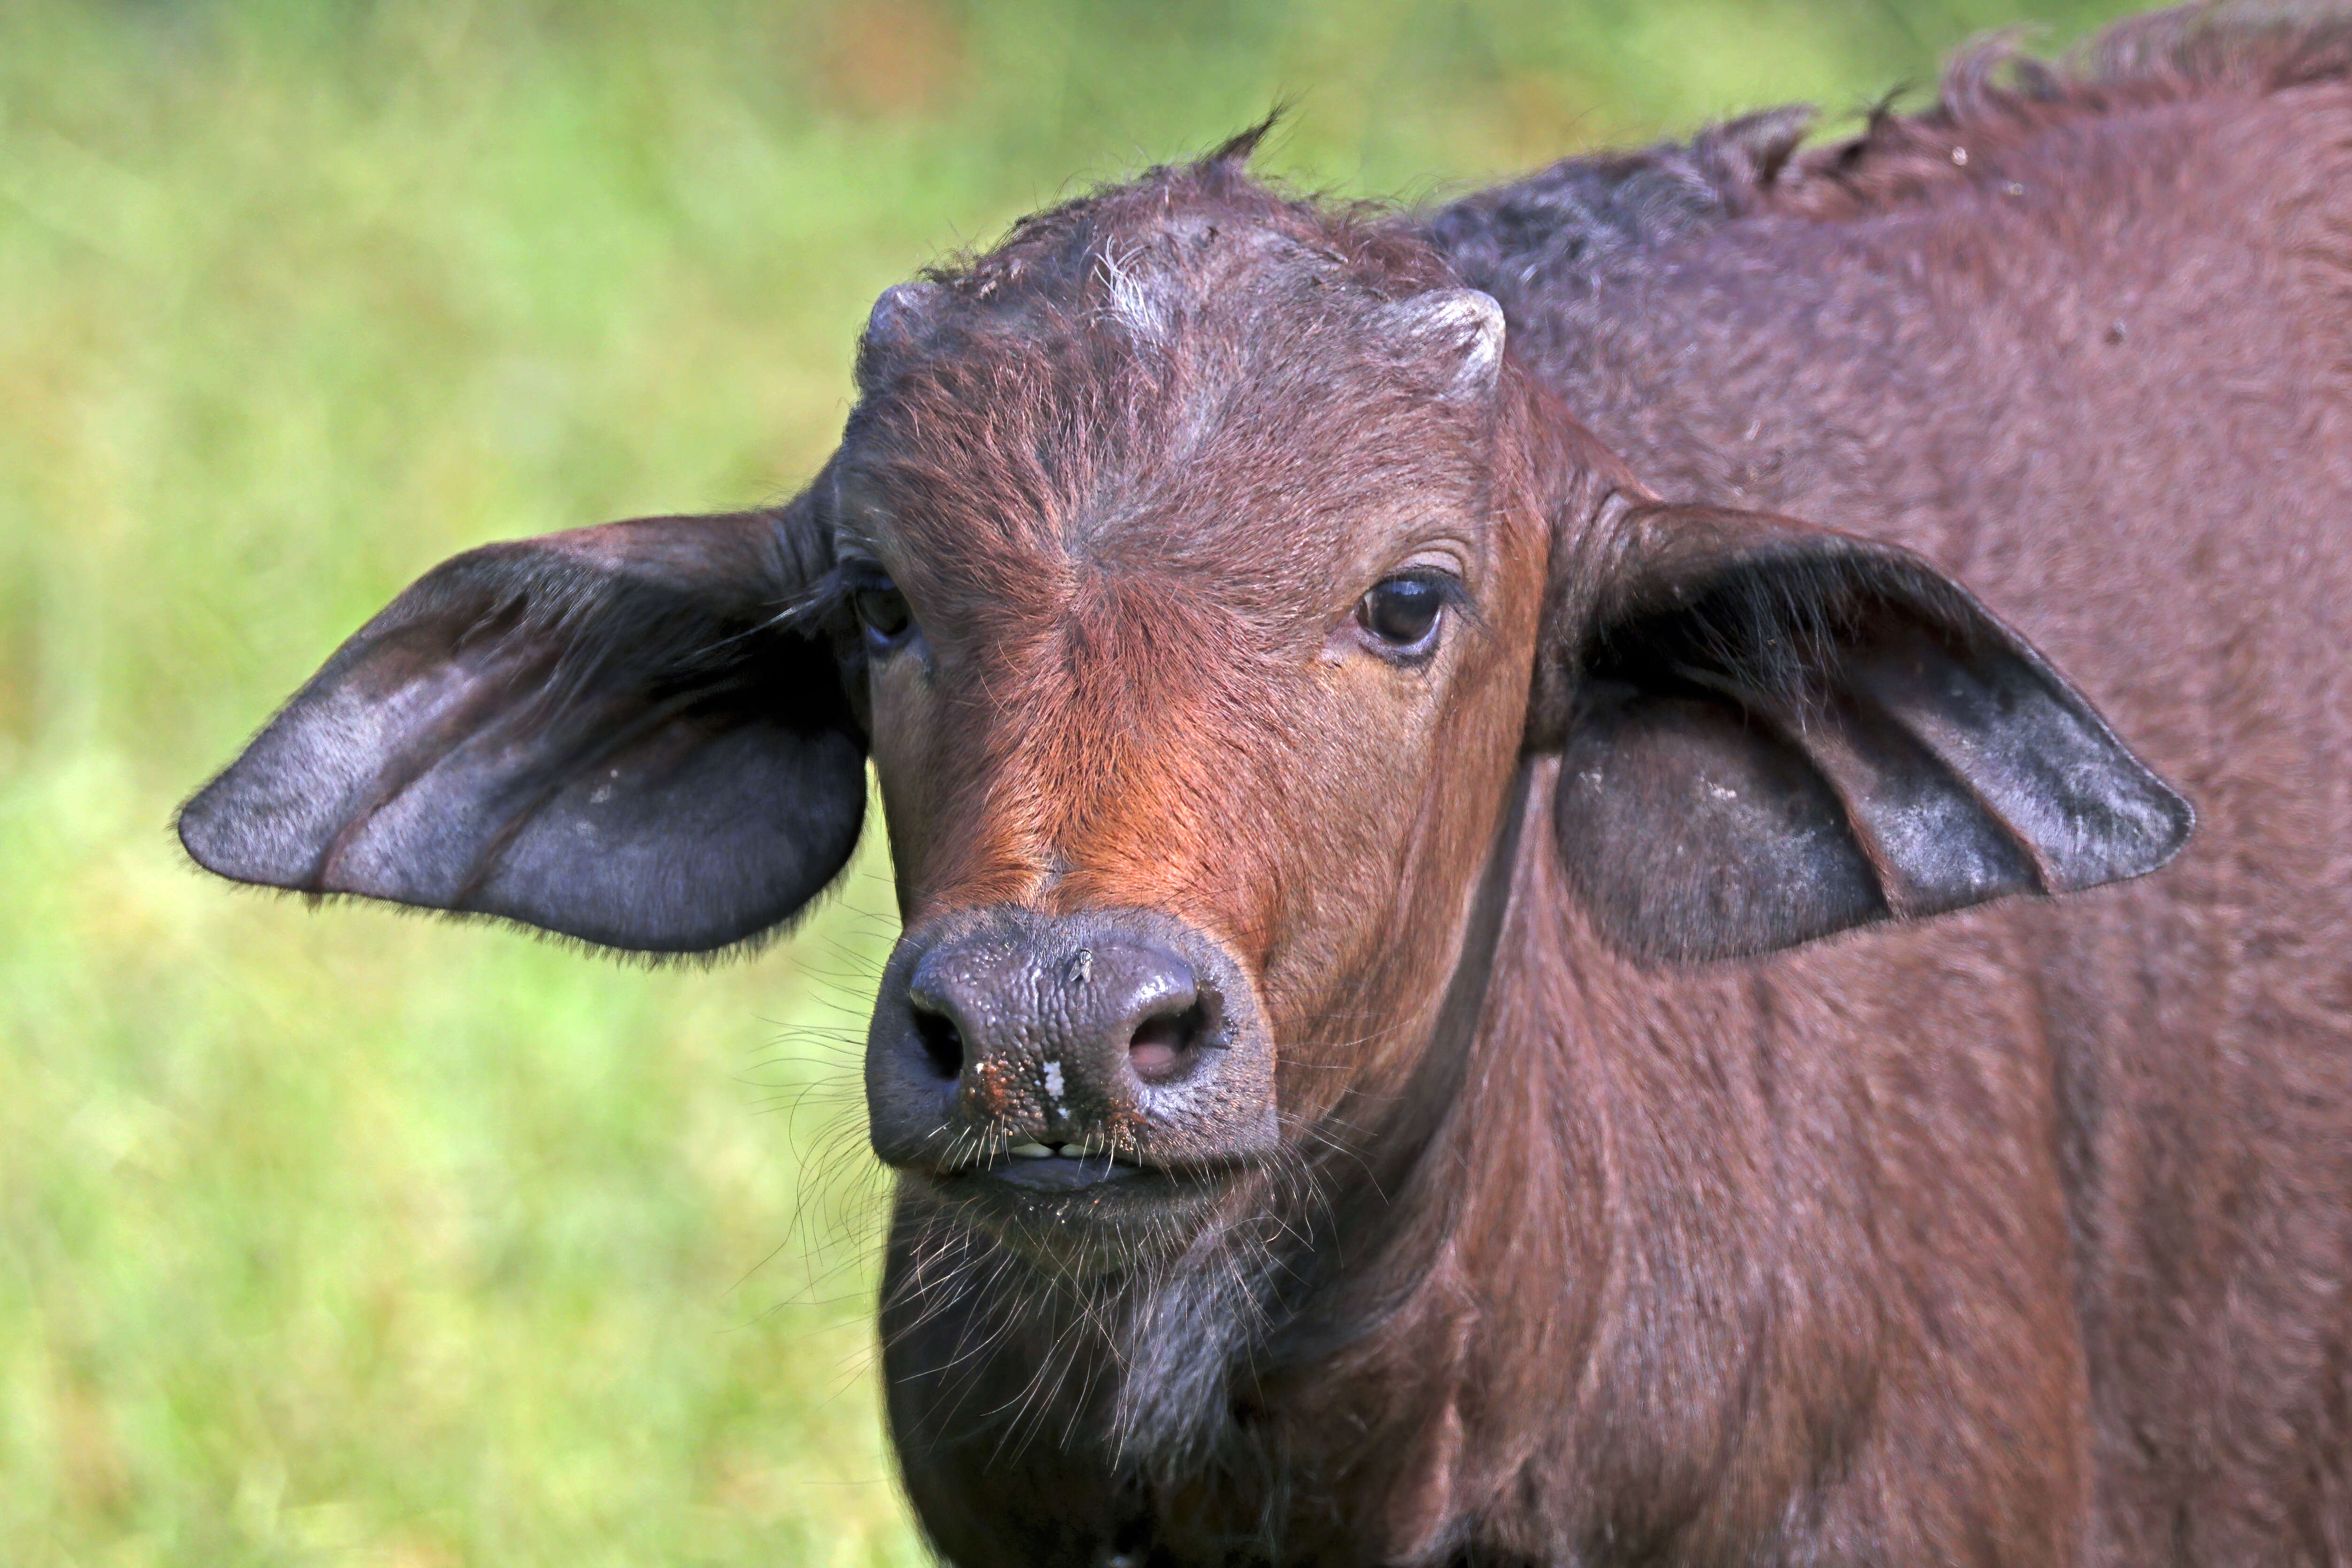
<box><xmin>0</xmin><ymin>0</ymin><xmax>2141</xmax><ymax>1562</ymax></box>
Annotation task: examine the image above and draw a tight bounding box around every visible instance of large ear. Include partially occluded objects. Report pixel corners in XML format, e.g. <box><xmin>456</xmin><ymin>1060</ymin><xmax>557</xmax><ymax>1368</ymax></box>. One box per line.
<box><xmin>177</xmin><ymin>492</ymin><xmax>867</xmax><ymax>953</ymax></box>
<box><xmin>1548</xmin><ymin>504</ymin><xmax>2192</xmax><ymax>962</ymax></box>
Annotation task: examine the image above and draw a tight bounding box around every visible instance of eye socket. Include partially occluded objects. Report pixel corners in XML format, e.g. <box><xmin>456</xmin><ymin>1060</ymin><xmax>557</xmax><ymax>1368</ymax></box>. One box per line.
<box><xmin>851</xmin><ymin>577</ymin><xmax>914</xmax><ymax>649</ymax></box>
<box><xmin>1356</xmin><ymin>573</ymin><xmax>1451</xmax><ymax>656</ymax></box>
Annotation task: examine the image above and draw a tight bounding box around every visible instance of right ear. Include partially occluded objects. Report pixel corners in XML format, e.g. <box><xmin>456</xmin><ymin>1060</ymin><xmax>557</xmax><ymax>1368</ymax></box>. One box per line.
<box><xmin>1535</xmin><ymin>501</ymin><xmax>2192</xmax><ymax>962</ymax></box>
<box><xmin>177</xmin><ymin>486</ymin><xmax>869</xmax><ymax>954</ymax></box>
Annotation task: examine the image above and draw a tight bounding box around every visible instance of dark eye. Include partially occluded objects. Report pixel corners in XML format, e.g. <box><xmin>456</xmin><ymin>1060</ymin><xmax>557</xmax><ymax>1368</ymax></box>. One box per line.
<box><xmin>852</xmin><ymin>577</ymin><xmax>913</xmax><ymax>649</ymax></box>
<box><xmin>1357</xmin><ymin>574</ymin><xmax>1449</xmax><ymax>655</ymax></box>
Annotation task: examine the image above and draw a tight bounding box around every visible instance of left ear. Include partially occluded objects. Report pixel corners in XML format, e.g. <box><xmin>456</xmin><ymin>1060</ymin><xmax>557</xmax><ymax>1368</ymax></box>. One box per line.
<box><xmin>1546</xmin><ymin>503</ymin><xmax>2193</xmax><ymax>962</ymax></box>
<box><xmin>177</xmin><ymin>492</ymin><xmax>868</xmax><ymax>954</ymax></box>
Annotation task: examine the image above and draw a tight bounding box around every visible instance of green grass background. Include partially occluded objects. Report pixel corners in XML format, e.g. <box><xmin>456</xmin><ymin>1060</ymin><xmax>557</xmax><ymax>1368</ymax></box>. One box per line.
<box><xmin>2</xmin><ymin>0</ymin><xmax>2144</xmax><ymax>1561</ymax></box>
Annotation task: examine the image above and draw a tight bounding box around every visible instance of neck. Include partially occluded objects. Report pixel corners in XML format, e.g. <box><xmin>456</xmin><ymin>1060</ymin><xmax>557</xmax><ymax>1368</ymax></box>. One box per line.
<box><xmin>1257</xmin><ymin>756</ymin><xmax>1538</xmax><ymax>1359</ymax></box>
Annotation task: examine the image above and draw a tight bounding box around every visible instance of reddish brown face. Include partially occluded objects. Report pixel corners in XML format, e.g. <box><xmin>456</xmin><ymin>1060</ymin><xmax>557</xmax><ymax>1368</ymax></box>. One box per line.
<box><xmin>846</xmin><ymin>261</ymin><xmax>1547</xmax><ymax>1260</ymax></box>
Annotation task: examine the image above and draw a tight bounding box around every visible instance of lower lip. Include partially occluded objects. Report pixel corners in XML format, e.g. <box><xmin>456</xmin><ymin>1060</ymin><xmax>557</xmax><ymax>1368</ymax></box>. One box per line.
<box><xmin>970</xmin><ymin>1155</ymin><xmax>1165</xmax><ymax>1194</ymax></box>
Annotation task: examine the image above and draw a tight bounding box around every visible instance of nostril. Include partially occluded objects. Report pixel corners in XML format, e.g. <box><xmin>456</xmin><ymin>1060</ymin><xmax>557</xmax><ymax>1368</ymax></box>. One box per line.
<box><xmin>911</xmin><ymin>1006</ymin><xmax>965</xmax><ymax>1080</ymax></box>
<box><xmin>1129</xmin><ymin>1000</ymin><xmax>1206</xmax><ymax>1084</ymax></box>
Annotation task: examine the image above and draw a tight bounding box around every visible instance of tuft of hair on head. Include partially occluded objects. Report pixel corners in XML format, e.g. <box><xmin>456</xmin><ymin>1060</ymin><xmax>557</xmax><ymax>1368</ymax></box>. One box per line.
<box><xmin>1200</xmin><ymin>108</ymin><xmax>1287</xmax><ymax>187</ymax></box>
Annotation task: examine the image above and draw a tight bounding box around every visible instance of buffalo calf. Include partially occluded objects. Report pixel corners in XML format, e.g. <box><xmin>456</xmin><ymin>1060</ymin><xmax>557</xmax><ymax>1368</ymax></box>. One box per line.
<box><xmin>184</xmin><ymin>7</ymin><xmax>2352</xmax><ymax>1563</ymax></box>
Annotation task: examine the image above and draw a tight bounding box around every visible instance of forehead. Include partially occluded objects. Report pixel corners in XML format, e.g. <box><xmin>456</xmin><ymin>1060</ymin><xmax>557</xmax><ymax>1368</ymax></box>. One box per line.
<box><xmin>834</xmin><ymin>204</ymin><xmax>1492</xmax><ymax>602</ymax></box>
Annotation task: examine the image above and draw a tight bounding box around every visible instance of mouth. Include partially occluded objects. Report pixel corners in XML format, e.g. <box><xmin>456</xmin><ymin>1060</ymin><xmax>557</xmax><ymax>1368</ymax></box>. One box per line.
<box><xmin>945</xmin><ymin>1141</ymin><xmax>1207</xmax><ymax>1199</ymax></box>
<box><xmin>902</xmin><ymin>1145</ymin><xmax>1249</xmax><ymax>1259</ymax></box>
<box><xmin>983</xmin><ymin>1140</ymin><xmax>1157</xmax><ymax>1192</ymax></box>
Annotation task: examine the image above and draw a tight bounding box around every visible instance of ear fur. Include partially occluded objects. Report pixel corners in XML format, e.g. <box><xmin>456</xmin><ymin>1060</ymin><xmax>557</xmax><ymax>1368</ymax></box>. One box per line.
<box><xmin>1548</xmin><ymin>504</ymin><xmax>2193</xmax><ymax>962</ymax></box>
<box><xmin>178</xmin><ymin>493</ymin><xmax>867</xmax><ymax>954</ymax></box>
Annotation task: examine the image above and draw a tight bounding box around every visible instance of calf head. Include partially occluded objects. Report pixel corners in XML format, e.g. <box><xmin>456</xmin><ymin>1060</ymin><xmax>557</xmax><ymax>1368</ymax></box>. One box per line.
<box><xmin>840</xmin><ymin>206</ymin><xmax>1562</xmax><ymax>1276</ymax></box>
<box><xmin>182</xmin><ymin>145</ymin><xmax>2190</xmax><ymax>1305</ymax></box>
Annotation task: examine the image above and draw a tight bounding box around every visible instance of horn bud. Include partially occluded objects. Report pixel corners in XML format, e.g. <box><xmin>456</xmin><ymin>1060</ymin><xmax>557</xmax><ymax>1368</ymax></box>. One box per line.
<box><xmin>1377</xmin><ymin>288</ymin><xmax>1506</xmax><ymax>403</ymax></box>
<box><xmin>856</xmin><ymin>281</ymin><xmax>944</xmax><ymax>388</ymax></box>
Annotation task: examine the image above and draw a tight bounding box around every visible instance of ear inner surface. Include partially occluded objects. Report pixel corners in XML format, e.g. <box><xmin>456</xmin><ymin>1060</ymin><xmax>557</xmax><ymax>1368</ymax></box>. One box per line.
<box><xmin>1559</xmin><ymin>684</ymin><xmax>1890</xmax><ymax>960</ymax></box>
<box><xmin>1745</xmin><ymin>681</ymin><xmax>2039</xmax><ymax>921</ymax></box>
<box><xmin>1551</xmin><ymin>510</ymin><xmax>2193</xmax><ymax>963</ymax></box>
<box><xmin>1844</xmin><ymin>622</ymin><xmax>2191</xmax><ymax>893</ymax></box>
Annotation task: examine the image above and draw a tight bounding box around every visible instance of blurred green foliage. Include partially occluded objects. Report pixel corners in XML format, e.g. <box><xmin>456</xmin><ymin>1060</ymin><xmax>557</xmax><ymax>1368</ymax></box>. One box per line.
<box><xmin>1</xmin><ymin>0</ymin><xmax>2141</xmax><ymax>1561</ymax></box>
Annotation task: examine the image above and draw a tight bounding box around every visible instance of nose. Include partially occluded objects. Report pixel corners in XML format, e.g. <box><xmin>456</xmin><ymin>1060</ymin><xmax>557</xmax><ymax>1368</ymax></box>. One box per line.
<box><xmin>865</xmin><ymin>906</ymin><xmax>1276</xmax><ymax>1170</ymax></box>
<box><xmin>909</xmin><ymin>935</ymin><xmax>1204</xmax><ymax>1094</ymax></box>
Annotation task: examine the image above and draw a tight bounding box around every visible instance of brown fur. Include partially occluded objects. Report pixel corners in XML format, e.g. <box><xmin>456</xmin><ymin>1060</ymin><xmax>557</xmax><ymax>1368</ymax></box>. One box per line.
<box><xmin>860</xmin><ymin>9</ymin><xmax>2352</xmax><ymax>1563</ymax></box>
